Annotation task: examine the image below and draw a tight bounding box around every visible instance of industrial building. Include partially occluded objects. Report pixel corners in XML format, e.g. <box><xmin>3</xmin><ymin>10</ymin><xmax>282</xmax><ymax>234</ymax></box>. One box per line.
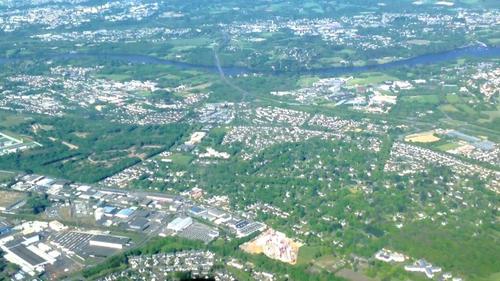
<box><xmin>1</xmin><ymin>237</ymin><xmax>57</xmax><ymax>276</ymax></box>
<box><xmin>128</xmin><ymin>217</ymin><xmax>149</xmax><ymax>231</ymax></box>
<box><xmin>167</xmin><ymin>217</ymin><xmax>193</xmax><ymax>232</ymax></box>
<box><xmin>89</xmin><ymin>235</ymin><xmax>130</xmax><ymax>250</ymax></box>
<box><xmin>115</xmin><ymin>208</ymin><xmax>135</xmax><ymax>219</ymax></box>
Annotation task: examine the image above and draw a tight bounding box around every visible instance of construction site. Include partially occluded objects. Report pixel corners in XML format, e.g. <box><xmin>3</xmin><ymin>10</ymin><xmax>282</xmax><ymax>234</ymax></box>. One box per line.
<box><xmin>240</xmin><ymin>229</ymin><xmax>303</xmax><ymax>265</ymax></box>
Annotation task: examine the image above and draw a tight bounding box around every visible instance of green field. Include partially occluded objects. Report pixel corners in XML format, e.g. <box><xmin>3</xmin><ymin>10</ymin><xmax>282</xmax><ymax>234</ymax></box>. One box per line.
<box><xmin>347</xmin><ymin>73</ymin><xmax>398</xmax><ymax>86</ymax></box>
<box><xmin>168</xmin><ymin>153</ymin><xmax>193</xmax><ymax>166</ymax></box>
<box><xmin>436</xmin><ymin>142</ymin><xmax>461</xmax><ymax>151</ymax></box>
<box><xmin>0</xmin><ymin>111</ymin><xmax>31</xmax><ymax>127</ymax></box>
<box><xmin>445</xmin><ymin>93</ymin><xmax>461</xmax><ymax>104</ymax></box>
<box><xmin>403</xmin><ymin>95</ymin><xmax>440</xmax><ymax>104</ymax></box>
<box><xmin>439</xmin><ymin>104</ymin><xmax>459</xmax><ymax>112</ymax></box>
<box><xmin>0</xmin><ymin>171</ymin><xmax>15</xmax><ymax>182</ymax></box>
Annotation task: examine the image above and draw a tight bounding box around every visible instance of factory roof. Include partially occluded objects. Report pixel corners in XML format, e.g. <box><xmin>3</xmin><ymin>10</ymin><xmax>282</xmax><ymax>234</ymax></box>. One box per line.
<box><xmin>90</xmin><ymin>235</ymin><xmax>130</xmax><ymax>245</ymax></box>
<box><xmin>116</xmin><ymin>208</ymin><xmax>135</xmax><ymax>217</ymax></box>
<box><xmin>128</xmin><ymin>217</ymin><xmax>149</xmax><ymax>230</ymax></box>
<box><xmin>9</xmin><ymin>244</ymin><xmax>46</xmax><ymax>266</ymax></box>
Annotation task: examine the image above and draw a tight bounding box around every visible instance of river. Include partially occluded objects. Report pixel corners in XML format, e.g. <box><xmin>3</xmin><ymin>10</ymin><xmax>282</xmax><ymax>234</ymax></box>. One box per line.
<box><xmin>1</xmin><ymin>45</ymin><xmax>499</xmax><ymax>76</ymax></box>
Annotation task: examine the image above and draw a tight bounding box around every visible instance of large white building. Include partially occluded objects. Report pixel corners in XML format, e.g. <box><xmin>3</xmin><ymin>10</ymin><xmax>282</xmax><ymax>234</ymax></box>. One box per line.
<box><xmin>89</xmin><ymin>235</ymin><xmax>129</xmax><ymax>250</ymax></box>
<box><xmin>404</xmin><ymin>259</ymin><xmax>442</xmax><ymax>279</ymax></box>
<box><xmin>167</xmin><ymin>217</ymin><xmax>193</xmax><ymax>232</ymax></box>
<box><xmin>1</xmin><ymin>237</ymin><xmax>56</xmax><ymax>276</ymax></box>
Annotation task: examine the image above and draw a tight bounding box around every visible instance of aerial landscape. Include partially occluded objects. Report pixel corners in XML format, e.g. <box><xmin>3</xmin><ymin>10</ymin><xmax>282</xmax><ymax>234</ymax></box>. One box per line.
<box><xmin>0</xmin><ymin>0</ymin><xmax>499</xmax><ymax>280</ymax></box>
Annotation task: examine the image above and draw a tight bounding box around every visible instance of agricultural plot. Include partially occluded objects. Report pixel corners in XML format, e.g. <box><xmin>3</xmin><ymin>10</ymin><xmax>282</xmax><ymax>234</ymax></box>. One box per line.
<box><xmin>0</xmin><ymin>190</ymin><xmax>26</xmax><ymax>212</ymax></box>
<box><xmin>404</xmin><ymin>132</ymin><xmax>440</xmax><ymax>143</ymax></box>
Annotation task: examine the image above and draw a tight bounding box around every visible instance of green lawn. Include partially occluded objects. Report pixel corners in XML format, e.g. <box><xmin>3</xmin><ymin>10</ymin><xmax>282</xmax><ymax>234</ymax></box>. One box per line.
<box><xmin>169</xmin><ymin>153</ymin><xmax>193</xmax><ymax>166</ymax></box>
<box><xmin>439</xmin><ymin>104</ymin><xmax>459</xmax><ymax>113</ymax></box>
<box><xmin>0</xmin><ymin>171</ymin><xmax>15</xmax><ymax>182</ymax></box>
<box><xmin>348</xmin><ymin>73</ymin><xmax>398</xmax><ymax>86</ymax></box>
<box><xmin>297</xmin><ymin>246</ymin><xmax>322</xmax><ymax>265</ymax></box>
<box><xmin>436</xmin><ymin>142</ymin><xmax>461</xmax><ymax>152</ymax></box>
<box><xmin>455</xmin><ymin>103</ymin><xmax>476</xmax><ymax>115</ymax></box>
<box><xmin>227</xmin><ymin>267</ymin><xmax>253</xmax><ymax>281</ymax></box>
<box><xmin>403</xmin><ymin>95</ymin><xmax>440</xmax><ymax>104</ymax></box>
<box><xmin>445</xmin><ymin>93</ymin><xmax>461</xmax><ymax>104</ymax></box>
<box><xmin>478</xmin><ymin>107</ymin><xmax>500</xmax><ymax>123</ymax></box>
<box><xmin>0</xmin><ymin>111</ymin><xmax>31</xmax><ymax>127</ymax></box>
<box><xmin>479</xmin><ymin>272</ymin><xmax>500</xmax><ymax>281</ymax></box>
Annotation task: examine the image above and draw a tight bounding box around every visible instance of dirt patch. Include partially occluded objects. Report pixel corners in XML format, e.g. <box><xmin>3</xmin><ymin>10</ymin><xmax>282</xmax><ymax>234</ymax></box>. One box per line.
<box><xmin>405</xmin><ymin>131</ymin><xmax>440</xmax><ymax>143</ymax></box>
<box><xmin>240</xmin><ymin>229</ymin><xmax>302</xmax><ymax>265</ymax></box>
<box><xmin>0</xmin><ymin>190</ymin><xmax>26</xmax><ymax>210</ymax></box>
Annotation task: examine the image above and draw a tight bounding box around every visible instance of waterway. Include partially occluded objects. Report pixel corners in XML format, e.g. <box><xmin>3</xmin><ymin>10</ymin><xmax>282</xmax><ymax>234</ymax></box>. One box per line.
<box><xmin>1</xmin><ymin>45</ymin><xmax>499</xmax><ymax>77</ymax></box>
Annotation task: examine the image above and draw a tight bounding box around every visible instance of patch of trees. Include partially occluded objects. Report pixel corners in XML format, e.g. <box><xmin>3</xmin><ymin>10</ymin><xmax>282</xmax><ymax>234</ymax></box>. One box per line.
<box><xmin>24</xmin><ymin>193</ymin><xmax>51</xmax><ymax>214</ymax></box>
<box><xmin>0</xmin><ymin>115</ymin><xmax>189</xmax><ymax>183</ymax></box>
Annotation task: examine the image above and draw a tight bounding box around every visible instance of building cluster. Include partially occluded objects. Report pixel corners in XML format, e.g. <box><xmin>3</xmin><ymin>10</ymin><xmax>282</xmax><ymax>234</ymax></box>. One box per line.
<box><xmin>0</xmin><ymin>1</ymin><xmax>160</xmax><ymax>32</ymax></box>
<box><xmin>187</xmin><ymin>204</ymin><xmax>266</xmax><ymax>239</ymax></box>
<box><xmin>0</xmin><ymin>66</ymin><xmax>208</xmax><ymax>125</ymax></box>
<box><xmin>374</xmin><ymin>249</ymin><xmax>407</xmax><ymax>263</ymax></box>
<box><xmin>242</xmin><ymin>106</ymin><xmax>311</xmax><ymax>127</ymax></box>
<box><xmin>224</xmin><ymin>9</ymin><xmax>499</xmax><ymax>60</ymax></box>
<box><xmin>194</xmin><ymin>102</ymin><xmax>237</xmax><ymax>125</ymax></box>
<box><xmin>355</xmin><ymin>135</ymin><xmax>382</xmax><ymax>153</ymax></box>
<box><xmin>128</xmin><ymin>250</ymin><xmax>214</xmax><ymax>279</ymax></box>
<box><xmin>0</xmin><ymin>218</ymin><xmax>130</xmax><ymax>280</ymax></box>
<box><xmin>385</xmin><ymin>142</ymin><xmax>500</xmax><ymax>192</ymax></box>
<box><xmin>222</xmin><ymin>105</ymin><xmax>390</xmax><ymax>158</ymax></box>
<box><xmin>99</xmin><ymin>125</ymin><xmax>225</xmax><ymax>189</ymax></box>
<box><xmin>32</xmin><ymin>26</ymin><xmax>191</xmax><ymax>43</ymax></box>
<box><xmin>198</xmin><ymin>147</ymin><xmax>231</xmax><ymax>160</ymax></box>
<box><xmin>271</xmin><ymin>76</ymin><xmax>415</xmax><ymax>114</ymax></box>
<box><xmin>468</xmin><ymin>66</ymin><xmax>500</xmax><ymax>101</ymax></box>
<box><xmin>227</xmin><ymin>259</ymin><xmax>275</xmax><ymax>281</ymax></box>
<box><xmin>441</xmin><ymin>130</ymin><xmax>499</xmax><ymax>166</ymax></box>
<box><xmin>100</xmin><ymin>150</ymin><xmax>180</xmax><ymax>188</ymax></box>
<box><xmin>164</xmin><ymin>216</ymin><xmax>219</xmax><ymax>244</ymax></box>
<box><xmin>97</xmin><ymin>250</ymin><xmax>239</xmax><ymax>281</ymax></box>
<box><xmin>434</xmin><ymin>62</ymin><xmax>499</xmax><ymax>106</ymax></box>
<box><xmin>270</xmin><ymin>77</ymin><xmax>351</xmax><ymax>104</ymax></box>
<box><xmin>0</xmin><ymin>170</ymin><xmax>271</xmax><ymax>278</ymax></box>
<box><xmin>222</xmin><ymin>107</ymin><xmax>390</xmax><ymax>160</ymax></box>
<box><xmin>308</xmin><ymin>114</ymin><xmax>363</xmax><ymax>132</ymax></box>
<box><xmin>246</xmin><ymin>202</ymin><xmax>290</xmax><ymax>219</ymax></box>
<box><xmin>375</xmin><ymin>249</ymin><xmax>463</xmax><ymax>280</ymax></box>
<box><xmin>222</xmin><ymin>126</ymin><xmax>337</xmax><ymax>160</ymax></box>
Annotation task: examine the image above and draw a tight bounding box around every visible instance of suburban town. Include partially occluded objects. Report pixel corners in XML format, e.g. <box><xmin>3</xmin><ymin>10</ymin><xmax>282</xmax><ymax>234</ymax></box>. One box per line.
<box><xmin>0</xmin><ymin>0</ymin><xmax>498</xmax><ymax>280</ymax></box>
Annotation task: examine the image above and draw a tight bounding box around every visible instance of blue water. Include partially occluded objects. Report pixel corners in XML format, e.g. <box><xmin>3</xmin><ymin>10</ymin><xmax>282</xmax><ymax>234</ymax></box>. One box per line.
<box><xmin>309</xmin><ymin>45</ymin><xmax>500</xmax><ymax>76</ymax></box>
<box><xmin>1</xmin><ymin>46</ymin><xmax>499</xmax><ymax>76</ymax></box>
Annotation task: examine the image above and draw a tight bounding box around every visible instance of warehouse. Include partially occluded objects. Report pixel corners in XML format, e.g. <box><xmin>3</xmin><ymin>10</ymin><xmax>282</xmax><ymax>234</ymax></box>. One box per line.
<box><xmin>115</xmin><ymin>208</ymin><xmax>135</xmax><ymax>219</ymax></box>
<box><xmin>89</xmin><ymin>235</ymin><xmax>130</xmax><ymax>249</ymax></box>
<box><xmin>167</xmin><ymin>217</ymin><xmax>193</xmax><ymax>232</ymax></box>
<box><xmin>128</xmin><ymin>217</ymin><xmax>149</xmax><ymax>231</ymax></box>
<box><xmin>2</xmin><ymin>244</ymin><xmax>54</xmax><ymax>276</ymax></box>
